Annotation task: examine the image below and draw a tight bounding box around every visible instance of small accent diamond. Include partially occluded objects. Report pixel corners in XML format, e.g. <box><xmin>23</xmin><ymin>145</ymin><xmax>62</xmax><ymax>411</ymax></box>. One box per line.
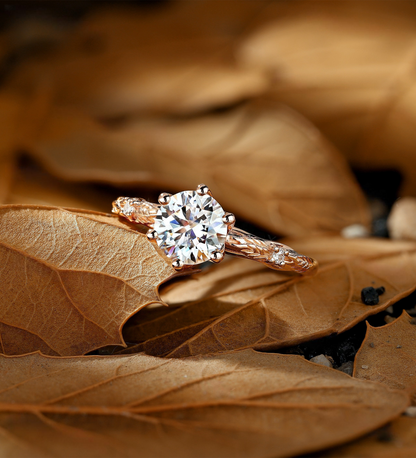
<box><xmin>122</xmin><ymin>200</ymin><xmax>135</xmax><ymax>216</ymax></box>
<box><xmin>272</xmin><ymin>247</ymin><xmax>285</xmax><ymax>266</ymax></box>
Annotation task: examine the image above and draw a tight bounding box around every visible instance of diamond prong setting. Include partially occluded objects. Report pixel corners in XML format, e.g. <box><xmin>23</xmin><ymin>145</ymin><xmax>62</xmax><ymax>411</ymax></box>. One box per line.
<box><xmin>223</xmin><ymin>212</ymin><xmax>236</xmax><ymax>226</ymax></box>
<box><xmin>272</xmin><ymin>247</ymin><xmax>286</xmax><ymax>267</ymax></box>
<box><xmin>146</xmin><ymin>229</ymin><xmax>158</xmax><ymax>241</ymax></box>
<box><xmin>158</xmin><ymin>193</ymin><xmax>172</xmax><ymax>205</ymax></box>
<box><xmin>153</xmin><ymin>190</ymin><xmax>227</xmax><ymax>266</ymax></box>
<box><xmin>172</xmin><ymin>259</ymin><xmax>184</xmax><ymax>271</ymax></box>
<box><xmin>210</xmin><ymin>251</ymin><xmax>224</xmax><ymax>263</ymax></box>
<box><xmin>196</xmin><ymin>184</ymin><xmax>210</xmax><ymax>196</ymax></box>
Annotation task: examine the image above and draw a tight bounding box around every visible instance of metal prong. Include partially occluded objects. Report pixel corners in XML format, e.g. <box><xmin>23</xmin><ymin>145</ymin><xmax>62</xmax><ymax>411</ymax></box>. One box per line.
<box><xmin>112</xmin><ymin>198</ymin><xmax>121</xmax><ymax>214</ymax></box>
<box><xmin>284</xmin><ymin>250</ymin><xmax>289</xmax><ymax>256</ymax></box>
<box><xmin>210</xmin><ymin>251</ymin><xmax>224</xmax><ymax>263</ymax></box>
<box><xmin>172</xmin><ymin>259</ymin><xmax>184</xmax><ymax>271</ymax></box>
<box><xmin>196</xmin><ymin>184</ymin><xmax>210</xmax><ymax>196</ymax></box>
<box><xmin>223</xmin><ymin>212</ymin><xmax>236</xmax><ymax>226</ymax></box>
<box><xmin>146</xmin><ymin>229</ymin><xmax>158</xmax><ymax>241</ymax></box>
<box><xmin>158</xmin><ymin>193</ymin><xmax>172</xmax><ymax>205</ymax></box>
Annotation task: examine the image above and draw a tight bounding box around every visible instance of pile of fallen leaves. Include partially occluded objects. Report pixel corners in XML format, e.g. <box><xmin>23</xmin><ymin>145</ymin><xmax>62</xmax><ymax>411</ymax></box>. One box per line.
<box><xmin>1</xmin><ymin>1</ymin><xmax>416</xmax><ymax>457</ymax></box>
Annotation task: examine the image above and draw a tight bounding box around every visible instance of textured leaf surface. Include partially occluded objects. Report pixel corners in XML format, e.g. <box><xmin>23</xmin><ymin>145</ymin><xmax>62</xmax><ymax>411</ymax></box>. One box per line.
<box><xmin>25</xmin><ymin>102</ymin><xmax>370</xmax><ymax>237</ymax></box>
<box><xmin>354</xmin><ymin>311</ymin><xmax>416</xmax><ymax>405</ymax></box>
<box><xmin>0</xmin><ymin>350</ymin><xmax>409</xmax><ymax>458</ymax></box>
<box><xmin>0</xmin><ymin>205</ymin><xmax>177</xmax><ymax>356</ymax></box>
<box><xmin>321</xmin><ymin>416</ymin><xmax>416</xmax><ymax>457</ymax></box>
<box><xmin>120</xmin><ymin>237</ymin><xmax>416</xmax><ymax>357</ymax></box>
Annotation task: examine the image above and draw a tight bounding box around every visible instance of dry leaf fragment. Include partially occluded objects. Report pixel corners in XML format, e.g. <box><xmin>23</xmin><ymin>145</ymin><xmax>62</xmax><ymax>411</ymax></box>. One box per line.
<box><xmin>354</xmin><ymin>311</ymin><xmax>416</xmax><ymax>405</ymax></box>
<box><xmin>120</xmin><ymin>237</ymin><xmax>416</xmax><ymax>357</ymax></box>
<box><xmin>321</xmin><ymin>416</ymin><xmax>416</xmax><ymax>458</ymax></box>
<box><xmin>24</xmin><ymin>101</ymin><xmax>370</xmax><ymax>236</ymax></box>
<box><xmin>0</xmin><ymin>205</ymin><xmax>177</xmax><ymax>356</ymax></box>
<box><xmin>0</xmin><ymin>350</ymin><xmax>409</xmax><ymax>458</ymax></box>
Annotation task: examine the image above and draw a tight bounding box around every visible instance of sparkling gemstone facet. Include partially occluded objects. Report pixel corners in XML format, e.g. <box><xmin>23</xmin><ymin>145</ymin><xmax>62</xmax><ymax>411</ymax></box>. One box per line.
<box><xmin>154</xmin><ymin>191</ymin><xmax>227</xmax><ymax>265</ymax></box>
<box><xmin>272</xmin><ymin>247</ymin><xmax>285</xmax><ymax>265</ymax></box>
<box><xmin>121</xmin><ymin>200</ymin><xmax>135</xmax><ymax>216</ymax></box>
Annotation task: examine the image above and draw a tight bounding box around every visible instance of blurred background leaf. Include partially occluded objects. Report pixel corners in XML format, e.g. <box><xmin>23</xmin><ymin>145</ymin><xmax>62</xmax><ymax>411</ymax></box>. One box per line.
<box><xmin>18</xmin><ymin>100</ymin><xmax>370</xmax><ymax>236</ymax></box>
<box><xmin>238</xmin><ymin>0</ymin><xmax>416</xmax><ymax>195</ymax></box>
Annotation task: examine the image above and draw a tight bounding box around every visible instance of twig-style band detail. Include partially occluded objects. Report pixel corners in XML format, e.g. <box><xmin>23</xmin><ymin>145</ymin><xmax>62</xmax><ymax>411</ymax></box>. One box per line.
<box><xmin>112</xmin><ymin>196</ymin><xmax>317</xmax><ymax>275</ymax></box>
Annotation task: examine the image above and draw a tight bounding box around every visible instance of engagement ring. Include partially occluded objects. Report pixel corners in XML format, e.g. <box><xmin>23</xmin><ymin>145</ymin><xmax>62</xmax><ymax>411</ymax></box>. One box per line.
<box><xmin>112</xmin><ymin>184</ymin><xmax>318</xmax><ymax>275</ymax></box>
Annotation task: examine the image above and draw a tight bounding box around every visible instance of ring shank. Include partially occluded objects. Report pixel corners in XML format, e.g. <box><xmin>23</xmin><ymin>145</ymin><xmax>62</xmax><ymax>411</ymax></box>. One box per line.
<box><xmin>226</xmin><ymin>228</ymin><xmax>318</xmax><ymax>275</ymax></box>
<box><xmin>112</xmin><ymin>197</ymin><xmax>318</xmax><ymax>275</ymax></box>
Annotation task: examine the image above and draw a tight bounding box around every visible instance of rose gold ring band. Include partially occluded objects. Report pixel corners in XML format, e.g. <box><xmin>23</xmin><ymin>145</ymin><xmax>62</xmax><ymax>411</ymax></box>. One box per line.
<box><xmin>112</xmin><ymin>194</ymin><xmax>318</xmax><ymax>275</ymax></box>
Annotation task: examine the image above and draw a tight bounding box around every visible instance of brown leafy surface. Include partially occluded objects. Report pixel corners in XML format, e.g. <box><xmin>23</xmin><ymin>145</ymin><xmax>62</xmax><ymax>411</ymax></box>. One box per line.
<box><xmin>0</xmin><ymin>350</ymin><xmax>409</xmax><ymax>458</ymax></box>
<box><xmin>23</xmin><ymin>101</ymin><xmax>370</xmax><ymax>237</ymax></box>
<box><xmin>119</xmin><ymin>237</ymin><xmax>416</xmax><ymax>358</ymax></box>
<box><xmin>354</xmin><ymin>311</ymin><xmax>416</xmax><ymax>405</ymax></box>
<box><xmin>0</xmin><ymin>205</ymin><xmax>177</xmax><ymax>356</ymax></box>
<box><xmin>8</xmin><ymin>4</ymin><xmax>269</xmax><ymax>118</ymax></box>
<box><xmin>320</xmin><ymin>416</ymin><xmax>416</xmax><ymax>458</ymax></box>
<box><xmin>237</xmin><ymin>0</ymin><xmax>416</xmax><ymax>196</ymax></box>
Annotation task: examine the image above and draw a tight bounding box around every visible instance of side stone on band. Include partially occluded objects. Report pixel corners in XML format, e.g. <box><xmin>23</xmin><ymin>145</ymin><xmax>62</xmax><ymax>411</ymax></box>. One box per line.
<box><xmin>112</xmin><ymin>185</ymin><xmax>318</xmax><ymax>275</ymax></box>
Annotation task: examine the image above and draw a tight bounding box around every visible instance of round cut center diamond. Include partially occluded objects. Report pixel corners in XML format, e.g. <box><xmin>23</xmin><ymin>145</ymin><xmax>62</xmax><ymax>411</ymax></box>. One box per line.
<box><xmin>154</xmin><ymin>191</ymin><xmax>227</xmax><ymax>265</ymax></box>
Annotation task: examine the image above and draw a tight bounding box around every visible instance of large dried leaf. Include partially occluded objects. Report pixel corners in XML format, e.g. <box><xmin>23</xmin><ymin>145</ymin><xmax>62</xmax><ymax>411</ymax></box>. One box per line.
<box><xmin>0</xmin><ymin>350</ymin><xmax>409</xmax><ymax>458</ymax></box>
<box><xmin>9</xmin><ymin>4</ymin><xmax>269</xmax><ymax>118</ymax></box>
<box><xmin>24</xmin><ymin>101</ymin><xmax>370</xmax><ymax>236</ymax></box>
<box><xmin>237</xmin><ymin>0</ymin><xmax>416</xmax><ymax>195</ymax></box>
<box><xmin>120</xmin><ymin>237</ymin><xmax>416</xmax><ymax>357</ymax></box>
<box><xmin>0</xmin><ymin>205</ymin><xmax>177</xmax><ymax>356</ymax></box>
<box><xmin>354</xmin><ymin>311</ymin><xmax>416</xmax><ymax>405</ymax></box>
<box><xmin>321</xmin><ymin>416</ymin><xmax>416</xmax><ymax>457</ymax></box>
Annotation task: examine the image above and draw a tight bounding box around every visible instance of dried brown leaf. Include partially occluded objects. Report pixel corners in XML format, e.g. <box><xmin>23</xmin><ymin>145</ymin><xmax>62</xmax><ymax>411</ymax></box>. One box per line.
<box><xmin>321</xmin><ymin>416</ymin><xmax>416</xmax><ymax>458</ymax></box>
<box><xmin>0</xmin><ymin>350</ymin><xmax>409</xmax><ymax>458</ymax></box>
<box><xmin>354</xmin><ymin>311</ymin><xmax>416</xmax><ymax>405</ymax></box>
<box><xmin>0</xmin><ymin>205</ymin><xmax>177</xmax><ymax>356</ymax></box>
<box><xmin>24</xmin><ymin>102</ymin><xmax>370</xmax><ymax>236</ymax></box>
<box><xmin>237</xmin><ymin>0</ymin><xmax>416</xmax><ymax>195</ymax></box>
<box><xmin>120</xmin><ymin>237</ymin><xmax>416</xmax><ymax>357</ymax></box>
